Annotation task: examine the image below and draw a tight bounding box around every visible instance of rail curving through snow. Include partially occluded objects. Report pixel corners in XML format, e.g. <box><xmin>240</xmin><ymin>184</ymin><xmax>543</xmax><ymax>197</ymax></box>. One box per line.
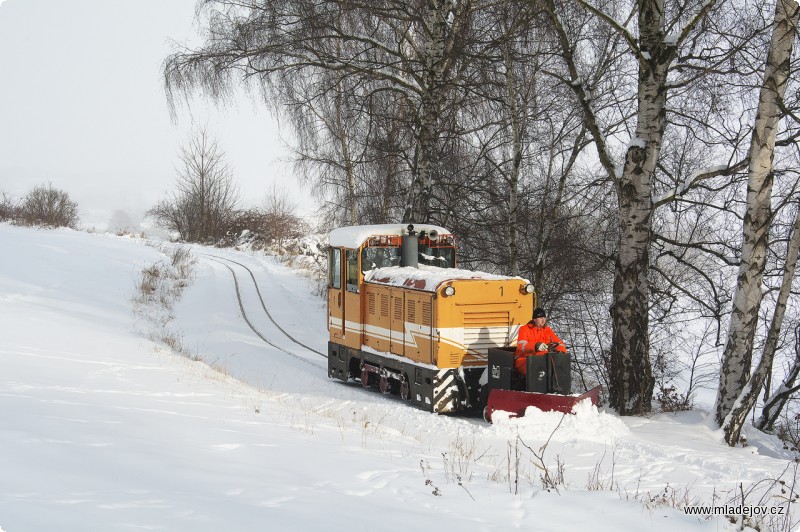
<box><xmin>199</xmin><ymin>253</ymin><xmax>327</xmax><ymax>370</ymax></box>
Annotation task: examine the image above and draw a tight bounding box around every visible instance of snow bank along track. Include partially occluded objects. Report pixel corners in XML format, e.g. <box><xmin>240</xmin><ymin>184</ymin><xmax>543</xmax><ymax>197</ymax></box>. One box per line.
<box><xmin>199</xmin><ymin>253</ymin><xmax>326</xmax><ymax>370</ymax></box>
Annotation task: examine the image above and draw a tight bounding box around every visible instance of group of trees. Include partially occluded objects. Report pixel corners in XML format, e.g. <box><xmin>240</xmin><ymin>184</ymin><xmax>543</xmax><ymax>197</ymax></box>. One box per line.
<box><xmin>0</xmin><ymin>184</ymin><xmax>80</xmax><ymax>228</ymax></box>
<box><xmin>149</xmin><ymin>129</ymin><xmax>240</xmax><ymax>243</ymax></box>
<box><xmin>149</xmin><ymin>128</ymin><xmax>307</xmax><ymax>249</ymax></box>
<box><xmin>162</xmin><ymin>0</ymin><xmax>800</xmax><ymax>445</ymax></box>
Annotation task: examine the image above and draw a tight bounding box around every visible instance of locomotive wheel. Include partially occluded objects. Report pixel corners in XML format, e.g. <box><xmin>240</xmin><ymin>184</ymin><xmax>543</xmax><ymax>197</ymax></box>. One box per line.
<box><xmin>360</xmin><ymin>367</ymin><xmax>371</xmax><ymax>388</ymax></box>
<box><xmin>379</xmin><ymin>375</ymin><xmax>391</xmax><ymax>395</ymax></box>
<box><xmin>400</xmin><ymin>379</ymin><xmax>410</xmax><ymax>401</ymax></box>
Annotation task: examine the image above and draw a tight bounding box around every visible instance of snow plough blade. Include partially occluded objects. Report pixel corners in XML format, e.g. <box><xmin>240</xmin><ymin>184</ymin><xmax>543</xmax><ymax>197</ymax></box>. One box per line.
<box><xmin>483</xmin><ymin>385</ymin><xmax>602</xmax><ymax>423</ymax></box>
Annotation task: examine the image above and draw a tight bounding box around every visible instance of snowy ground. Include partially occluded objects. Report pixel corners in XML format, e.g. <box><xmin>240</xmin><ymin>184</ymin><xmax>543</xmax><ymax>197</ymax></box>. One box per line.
<box><xmin>1</xmin><ymin>224</ymin><xmax>797</xmax><ymax>531</ymax></box>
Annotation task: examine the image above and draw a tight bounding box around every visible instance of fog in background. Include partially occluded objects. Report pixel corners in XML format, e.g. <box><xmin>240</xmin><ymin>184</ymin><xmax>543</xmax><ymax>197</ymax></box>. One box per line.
<box><xmin>0</xmin><ymin>0</ymin><xmax>302</xmax><ymax>231</ymax></box>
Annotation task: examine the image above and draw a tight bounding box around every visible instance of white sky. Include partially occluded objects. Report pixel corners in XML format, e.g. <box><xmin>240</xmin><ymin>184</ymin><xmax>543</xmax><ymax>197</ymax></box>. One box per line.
<box><xmin>0</xmin><ymin>0</ymin><xmax>302</xmax><ymax>228</ymax></box>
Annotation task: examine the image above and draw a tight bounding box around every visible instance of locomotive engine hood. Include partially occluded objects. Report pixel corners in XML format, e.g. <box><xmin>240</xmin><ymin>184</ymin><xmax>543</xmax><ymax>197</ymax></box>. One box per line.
<box><xmin>364</xmin><ymin>264</ymin><xmax>527</xmax><ymax>293</ymax></box>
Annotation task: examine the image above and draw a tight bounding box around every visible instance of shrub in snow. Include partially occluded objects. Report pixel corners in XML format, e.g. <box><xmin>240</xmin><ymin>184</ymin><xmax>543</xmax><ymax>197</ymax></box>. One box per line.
<box><xmin>18</xmin><ymin>184</ymin><xmax>79</xmax><ymax>228</ymax></box>
<box><xmin>132</xmin><ymin>243</ymin><xmax>196</xmax><ymax>357</ymax></box>
<box><xmin>0</xmin><ymin>191</ymin><xmax>19</xmax><ymax>222</ymax></box>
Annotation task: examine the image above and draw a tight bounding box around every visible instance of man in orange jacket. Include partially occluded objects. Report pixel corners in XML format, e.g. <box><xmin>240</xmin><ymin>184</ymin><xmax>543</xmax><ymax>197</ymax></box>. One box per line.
<box><xmin>514</xmin><ymin>307</ymin><xmax>567</xmax><ymax>375</ymax></box>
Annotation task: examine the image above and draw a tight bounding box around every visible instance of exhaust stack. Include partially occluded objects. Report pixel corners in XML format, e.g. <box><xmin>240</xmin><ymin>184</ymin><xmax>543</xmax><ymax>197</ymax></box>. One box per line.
<box><xmin>401</xmin><ymin>224</ymin><xmax>418</xmax><ymax>268</ymax></box>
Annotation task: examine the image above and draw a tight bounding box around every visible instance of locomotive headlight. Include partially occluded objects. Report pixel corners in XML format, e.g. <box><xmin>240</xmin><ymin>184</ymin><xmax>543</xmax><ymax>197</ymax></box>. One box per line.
<box><xmin>522</xmin><ymin>283</ymin><xmax>534</xmax><ymax>294</ymax></box>
<box><xmin>443</xmin><ymin>285</ymin><xmax>456</xmax><ymax>297</ymax></box>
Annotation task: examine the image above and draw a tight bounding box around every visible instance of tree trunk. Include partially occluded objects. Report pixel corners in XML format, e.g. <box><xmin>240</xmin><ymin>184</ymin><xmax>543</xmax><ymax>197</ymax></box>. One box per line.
<box><xmin>334</xmin><ymin>79</ymin><xmax>358</xmax><ymax>226</ymax></box>
<box><xmin>715</xmin><ymin>0</ymin><xmax>800</xmax><ymax>432</ymax></box>
<box><xmin>757</xmin><ymin>325</ymin><xmax>800</xmax><ymax>431</ymax></box>
<box><xmin>404</xmin><ymin>89</ymin><xmax>439</xmax><ymax>223</ymax></box>
<box><xmin>608</xmin><ymin>0</ymin><xmax>673</xmax><ymax>414</ymax></box>
<box><xmin>504</xmin><ymin>42</ymin><xmax>523</xmax><ymax>278</ymax></box>
<box><xmin>608</xmin><ymin>144</ymin><xmax>656</xmax><ymax>414</ymax></box>
<box><xmin>540</xmin><ymin>0</ymin><xmax>688</xmax><ymax>414</ymax></box>
<box><xmin>402</xmin><ymin>0</ymin><xmax>455</xmax><ymax>224</ymax></box>
<box><xmin>728</xmin><ymin>205</ymin><xmax>800</xmax><ymax>442</ymax></box>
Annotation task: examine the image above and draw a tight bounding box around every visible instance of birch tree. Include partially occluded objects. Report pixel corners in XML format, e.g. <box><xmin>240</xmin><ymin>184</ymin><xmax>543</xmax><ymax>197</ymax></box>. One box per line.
<box><xmin>540</xmin><ymin>0</ymin><xmax>722</xmax><ymax>414</ymax></box>
<box><xmin>163</xmin><ymin>0</ymin><xmax>472</xmax><ymax>225</ymax></box>
<box><xmin>286</xmin><ymin>70</ymin><xmax>372</xmax><ymax>227</ymax></box>
<box><xmin>446</xmin><ymin>2</ymin><xmax>604</xmax><ymax>304</ymax></box>
<box><xmin>715</xmin><ymin>0</ymin><xmax>800</xmax><ymax>443</ymax></box>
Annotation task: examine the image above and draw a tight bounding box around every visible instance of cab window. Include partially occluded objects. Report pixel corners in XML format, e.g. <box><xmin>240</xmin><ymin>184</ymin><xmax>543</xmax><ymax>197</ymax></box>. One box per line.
<box><xmin>418</xmin><ymin>245</ymin><xmax>455</xmax><ymax>268</ymax></box>
<box><xmin>329</xmin><ymin>248</ymin><xmax>341</xmax><ymax>289</ymax></box>
<box><xmin>361</xmin><ymin>246</ymin><xmax>401</xmax><ymax>272</ymax></box>
<box><xmin>346</xmin><ymin>249</ymin><xmax>359</xmax><ymax>293</ymax></box>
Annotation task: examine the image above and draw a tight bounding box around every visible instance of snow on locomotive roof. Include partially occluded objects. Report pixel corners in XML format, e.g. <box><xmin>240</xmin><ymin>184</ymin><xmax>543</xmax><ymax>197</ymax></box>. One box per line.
<box><xmin>329</xmin><ymin>224</ymin><xmax>451</xmax><ymax>248</ymax></box>
<box><xmin>364</xmin><ymin>265</ymin><xmax>525</xmax><ymax>292</ymax></box>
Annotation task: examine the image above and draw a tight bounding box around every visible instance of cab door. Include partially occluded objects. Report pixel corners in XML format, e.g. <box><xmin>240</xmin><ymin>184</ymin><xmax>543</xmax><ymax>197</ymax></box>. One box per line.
<box><xmin>327</xmin><ymin>247</ymin><xmax>345</xmax><ymax>341</ymax></box>
<box><xmin>342</xmin><ymin>248</ymin><xmax>363</xmax><ymax>349</ymax></box>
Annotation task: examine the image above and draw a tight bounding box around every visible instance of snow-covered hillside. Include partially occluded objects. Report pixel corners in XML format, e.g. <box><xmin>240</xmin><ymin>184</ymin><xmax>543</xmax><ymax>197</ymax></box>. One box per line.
<box><xmin>0</xmin><ymin>224</ymin><xmax>796</xmax><ymax>531</ymax></box>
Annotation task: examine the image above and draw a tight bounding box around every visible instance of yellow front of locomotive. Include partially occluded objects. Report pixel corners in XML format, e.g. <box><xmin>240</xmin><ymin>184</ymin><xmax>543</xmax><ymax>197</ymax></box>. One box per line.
<box><xmin>431</xmin><ymin>277</ymin><xmax>534</xmax><ymax>369</ymax></box>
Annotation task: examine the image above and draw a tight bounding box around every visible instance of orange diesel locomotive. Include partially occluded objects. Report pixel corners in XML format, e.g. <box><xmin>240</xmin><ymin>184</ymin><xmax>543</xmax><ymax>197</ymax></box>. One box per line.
<box><xmin>326</xmin><ymin>224</ymin><xmax>534</xmax><ymax>413</ymax></box>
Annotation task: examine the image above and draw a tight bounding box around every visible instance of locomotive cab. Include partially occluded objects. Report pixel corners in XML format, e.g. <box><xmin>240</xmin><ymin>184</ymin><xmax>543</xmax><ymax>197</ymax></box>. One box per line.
<box><xmin>326</xmin><ymin>224</ymin><xmax>535</xmax><ymax>414</ymax></box>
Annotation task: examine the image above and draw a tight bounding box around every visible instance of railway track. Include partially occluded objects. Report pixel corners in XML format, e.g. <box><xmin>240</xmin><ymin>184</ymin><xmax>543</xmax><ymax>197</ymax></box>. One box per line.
<box><xmin>199</xmin><ymin>253</ymin><xmax>327</xmax><ymax>370</ymax></box>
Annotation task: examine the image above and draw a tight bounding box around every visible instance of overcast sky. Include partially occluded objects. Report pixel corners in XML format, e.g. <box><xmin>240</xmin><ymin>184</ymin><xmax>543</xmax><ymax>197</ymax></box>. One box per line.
<box><xmin>0</xmin><ymin>0</ymin><xmax>301</xmax><ymax>229</ymax></box>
